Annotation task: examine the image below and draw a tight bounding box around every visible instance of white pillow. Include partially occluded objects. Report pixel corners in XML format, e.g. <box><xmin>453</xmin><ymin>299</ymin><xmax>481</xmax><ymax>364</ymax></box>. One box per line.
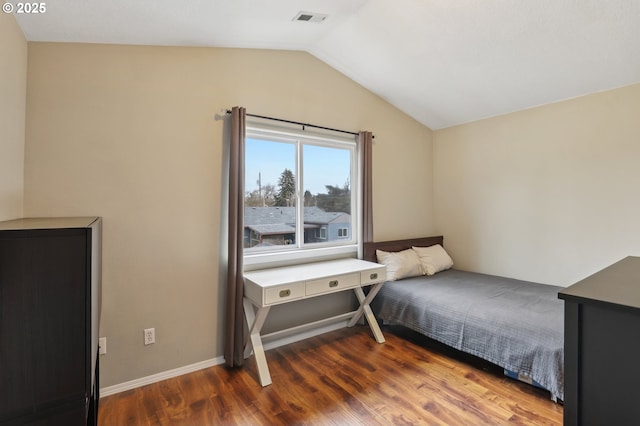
<box><xmin>412</xmin><ymin>244</ymin><xmax>453</xmax><ymax>276</ymax></box>
<box><xmin>376</xmin><ymin>248</ymin><xmax>422</xmax><ymax>281</ymax></box>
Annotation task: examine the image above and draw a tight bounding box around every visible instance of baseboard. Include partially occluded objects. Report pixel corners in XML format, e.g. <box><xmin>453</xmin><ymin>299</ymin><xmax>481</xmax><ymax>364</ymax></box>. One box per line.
<box><xmin>99</xmin><ymin>321</ymin><xmax>348</xmax><ymax>397</ymax></box>
<box><xmin>99</xmin><ymin>357</ymin><xmax>225</xmax><ymax>397</ymax></box>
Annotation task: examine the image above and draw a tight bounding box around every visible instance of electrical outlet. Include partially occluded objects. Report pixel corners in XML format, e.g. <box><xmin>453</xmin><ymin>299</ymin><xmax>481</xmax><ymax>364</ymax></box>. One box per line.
<box><xmin>98</xmin><ymin>337</ymin><xmax>107</xmax><ymax>355</ymax></box>
<box><xmin>144</xmin><ymin>328</ymin><xmax>155</xmax><ymax>345</ymax></box>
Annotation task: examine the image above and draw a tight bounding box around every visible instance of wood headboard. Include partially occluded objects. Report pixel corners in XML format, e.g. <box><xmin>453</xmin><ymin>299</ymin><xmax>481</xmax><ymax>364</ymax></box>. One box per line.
<box><xmin>363</xmin><ymin>236</ymin><xmax>444</xmax><ymax>263</ymax></box>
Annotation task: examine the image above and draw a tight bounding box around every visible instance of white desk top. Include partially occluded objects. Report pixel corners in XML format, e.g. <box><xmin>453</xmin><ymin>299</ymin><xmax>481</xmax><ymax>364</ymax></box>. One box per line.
<box><xmin>244</xmin><ymin>258</ymin><xmax>383</xmax><ymax>288</ymax></box>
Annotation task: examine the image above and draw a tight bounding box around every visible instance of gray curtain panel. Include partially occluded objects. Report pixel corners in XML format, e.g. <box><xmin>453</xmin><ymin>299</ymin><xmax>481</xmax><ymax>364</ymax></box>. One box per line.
<box><xmin>224</xmin><ymin>106</ymin><xmax>246</xmax><ymax>368</ymax></box>
<box><xmin>360</xmin><ymin>131</ymin><xmax>374</xmax><ymax>244</ymax></box>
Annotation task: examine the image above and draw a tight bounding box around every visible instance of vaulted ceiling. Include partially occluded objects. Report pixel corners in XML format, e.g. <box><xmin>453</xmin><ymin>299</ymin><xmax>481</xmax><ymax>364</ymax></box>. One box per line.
<box><xmin>14</xmin><ymin>0</ymin><xmax>640</xmax><ymax>129</ymax></box>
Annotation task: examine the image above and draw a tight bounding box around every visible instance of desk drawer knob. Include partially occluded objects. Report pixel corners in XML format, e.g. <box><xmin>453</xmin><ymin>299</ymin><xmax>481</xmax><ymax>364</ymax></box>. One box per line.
<box><xmin>329</xmin><ymin>280</ymin><xmax>339</xmax><ymax>288</ymax></box>
<box><xmin>370</xmin><ymin>272</ymin><xmax>378</xmax><ymax>280</ymax></box>
<box><xmin>279</xmin><ymin>289</ymin><xmax>291</xmax><ymax>298</ymax></box>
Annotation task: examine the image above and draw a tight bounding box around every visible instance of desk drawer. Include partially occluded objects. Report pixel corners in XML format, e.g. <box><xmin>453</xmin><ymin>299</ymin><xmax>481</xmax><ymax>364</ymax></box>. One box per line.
<box><xmin>306</xmin><ymin>273</ymin><xmax>359</xmax><ymax>296</ymax></box>
<box><xmin>360</xmin><ymin>267</ymin><xmax>386</xmax><ymax>285</ymax></box>
<box><xmin>264</xmin><ymin>282</ymin><xmax>305</xmax><ymax>305</ymax></box>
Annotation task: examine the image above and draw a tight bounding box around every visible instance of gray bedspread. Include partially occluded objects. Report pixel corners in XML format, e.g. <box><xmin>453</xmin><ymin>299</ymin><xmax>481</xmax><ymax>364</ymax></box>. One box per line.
<box><xmin>371</xmin><ymin>269</ymin><xmax>564</xmax><ymax>401</ymax></box>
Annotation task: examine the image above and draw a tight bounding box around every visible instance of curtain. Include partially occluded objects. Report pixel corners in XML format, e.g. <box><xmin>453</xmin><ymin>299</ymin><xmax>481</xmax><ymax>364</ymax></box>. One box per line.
<box><xmin>224</xmin><ymin>106</ymin><xmax>246</xmax><ymax>367</ymax></box>
<box><xmin>360</xmin><ymin>131</ymin><xmax>374</xmax><ymax>244</ymax></box>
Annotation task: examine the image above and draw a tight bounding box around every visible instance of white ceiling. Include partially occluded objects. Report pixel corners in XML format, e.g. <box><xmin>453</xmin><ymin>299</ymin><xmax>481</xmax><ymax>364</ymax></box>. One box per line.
<box><xmin>14</xmin><ymin>0</ymin><xmax>640</xmax><ymax>130</ymax></box>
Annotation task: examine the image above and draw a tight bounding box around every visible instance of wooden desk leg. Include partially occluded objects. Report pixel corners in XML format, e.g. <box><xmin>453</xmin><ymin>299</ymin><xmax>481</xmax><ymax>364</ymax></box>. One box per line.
<box><xmin>243</xmin><ymin>297</ymin><xmax>272</xmax><ymax>386</ymax></box>
<box><xmin>348</xmin><ymin>284</ymin><xmax>386</xmax><ymax>343</ymax></box>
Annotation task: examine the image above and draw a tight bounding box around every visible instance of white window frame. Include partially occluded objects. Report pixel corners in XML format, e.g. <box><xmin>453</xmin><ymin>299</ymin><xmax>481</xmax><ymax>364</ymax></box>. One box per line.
<box><xmin>338</xmin><ymin>227</ymin><xmax>349</xmax><ymax>238</ymax></box>
<box><xmin>243</xmin><ymin>118</ymin><xmax>362</xmax><ymax>269</ymax></box>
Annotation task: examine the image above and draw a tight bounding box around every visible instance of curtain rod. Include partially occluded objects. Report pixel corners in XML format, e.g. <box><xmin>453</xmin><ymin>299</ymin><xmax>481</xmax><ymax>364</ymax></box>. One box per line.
<box><xmin>226</xmin><ymin>110</ymin><xmax>373</xmax><ymax>139</ymax></box>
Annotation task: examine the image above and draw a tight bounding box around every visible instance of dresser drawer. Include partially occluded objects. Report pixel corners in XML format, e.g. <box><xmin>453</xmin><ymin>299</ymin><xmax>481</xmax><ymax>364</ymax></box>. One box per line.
<box><xmin>264</xmin><ymin>282</ymin><xmax>305</xmax><ymax>305</ymax></box>
<box><xmin>306</xmin><ymin>273</ymin><xmax>359</xmax><ymax>296</ymax></box>
<box><xmin>360</xmin><ymin>267</ymin><xmax>386</xmax><ymax>285</ymax></box>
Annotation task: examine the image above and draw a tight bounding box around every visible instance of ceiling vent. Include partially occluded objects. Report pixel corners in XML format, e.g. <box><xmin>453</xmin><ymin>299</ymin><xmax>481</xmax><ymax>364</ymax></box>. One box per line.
<box><xmin>292</xmin><ymin>11</ymin><xmax>328</xmax><ymax>23</ymax></box>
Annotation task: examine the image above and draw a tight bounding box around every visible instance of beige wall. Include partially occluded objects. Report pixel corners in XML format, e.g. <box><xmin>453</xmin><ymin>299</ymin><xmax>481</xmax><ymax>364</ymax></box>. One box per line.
<box><xmin>0</xmin><ymin>13</ymin><xmax>26</xmax><ymax>221</ymax></box>
<box><xmin>24</xmin><ymin>42</ymin><xmax>434</xmax><ymax>387</ymax></box>
<box><xmin>434</xmin><ymin>83</ymin><xmax>640</xmax><ymax>286</ymax></box>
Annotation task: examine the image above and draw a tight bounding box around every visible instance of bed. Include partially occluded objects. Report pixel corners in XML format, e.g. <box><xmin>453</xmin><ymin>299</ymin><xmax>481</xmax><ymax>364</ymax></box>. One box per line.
<box><xmin>364</xmin><ymin>236</ymin><xmax>564</xmax><ymax>402</ymax></box>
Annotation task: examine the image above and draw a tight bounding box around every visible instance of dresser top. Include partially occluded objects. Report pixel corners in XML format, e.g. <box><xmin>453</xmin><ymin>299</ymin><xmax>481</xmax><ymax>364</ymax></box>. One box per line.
<box><xmin>244</xmin><ymin>258</ymin><xmax>384</xmax><ymax>287</ymax></box>
<box><xmin>559</xmin><ymin>256</ymin><xmax>640</xmax><ymax>309</ymax></box>
<box><xmin>0</xmin><ymin>217</ymin><xmax>100</xmax><ymax>231</ymax></box>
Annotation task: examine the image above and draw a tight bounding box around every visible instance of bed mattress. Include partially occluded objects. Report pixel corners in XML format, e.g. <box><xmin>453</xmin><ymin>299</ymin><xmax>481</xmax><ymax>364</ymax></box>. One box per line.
<box><xmin>371</xmin><ymin>269</ymin><xmax>565</xmax><ymax>401</ymax></box>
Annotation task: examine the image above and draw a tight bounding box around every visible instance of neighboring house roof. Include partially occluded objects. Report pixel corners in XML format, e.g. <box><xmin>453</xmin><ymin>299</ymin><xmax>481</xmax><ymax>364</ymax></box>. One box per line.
<box><xmin>303</xmin><ymin>208</ymin><xmax>350</xmax><ymax>225</ymax></box>
<box><xmin>246</xmin><ymin>223</ymin><xmax>295</xmax><ymax>236</ymax></box>
<box><xmin>244</xmin><ymin>206</ymin><xmax>350</xmax><ymax>228</ymax></box>
<box><xmin>244</xmin><ymin>207</ymin><xmax>295</xmax><ymax>226</ymax></box>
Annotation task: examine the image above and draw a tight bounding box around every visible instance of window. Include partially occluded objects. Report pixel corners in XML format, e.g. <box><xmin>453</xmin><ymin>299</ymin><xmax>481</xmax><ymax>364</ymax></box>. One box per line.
<box><xmin>244</xmin><ymin>119</ymin><xmax>360</xmax><ymax>263</ymax></box>
<box><xmin>316</xmin><ymin>226</ymin><xmax>327</xmax><ymax>240</ymax></box>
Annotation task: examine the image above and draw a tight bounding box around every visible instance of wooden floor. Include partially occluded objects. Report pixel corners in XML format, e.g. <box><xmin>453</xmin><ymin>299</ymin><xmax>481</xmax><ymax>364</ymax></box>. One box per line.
<box><xmin>98</xmin><ymin>325</ymin><xmax>562</xmax><ymax>425</ymax></box>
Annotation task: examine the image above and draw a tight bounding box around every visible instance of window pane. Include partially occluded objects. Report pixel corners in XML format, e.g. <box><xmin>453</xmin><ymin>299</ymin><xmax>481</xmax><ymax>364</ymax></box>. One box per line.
<box><xmin>243</xmin><ymin>125</ymin><xmax>358</xmax><ymax>263</ymax></box>
<box><xmin>244</xmin><ymin>138</ymin><xmax>296</xmax><ymax>250</ymax></box>
<box><xmin>303</xmin><ymin>144</ymin><xmax>352</xmax><ymax>245</ymax></box>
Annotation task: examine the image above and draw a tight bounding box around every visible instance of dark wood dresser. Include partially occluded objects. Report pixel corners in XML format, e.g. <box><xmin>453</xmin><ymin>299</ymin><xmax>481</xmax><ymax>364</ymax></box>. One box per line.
<box><xmin>0</xmin><ymin>217</ymin><xmax>102</xmax><ymax>426</ymax></box>
<box><xmin>558</xmin><ymin>256</ymin><xmax>640</xmax><ymax>426</ymax></box>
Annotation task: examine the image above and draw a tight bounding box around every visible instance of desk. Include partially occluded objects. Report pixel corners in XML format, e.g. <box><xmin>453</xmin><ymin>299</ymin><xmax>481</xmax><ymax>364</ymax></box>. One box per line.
<box><xmin>243</xmin><ymin>258</ymin><xmax>387</xmax><ymax>386</ymax></box>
